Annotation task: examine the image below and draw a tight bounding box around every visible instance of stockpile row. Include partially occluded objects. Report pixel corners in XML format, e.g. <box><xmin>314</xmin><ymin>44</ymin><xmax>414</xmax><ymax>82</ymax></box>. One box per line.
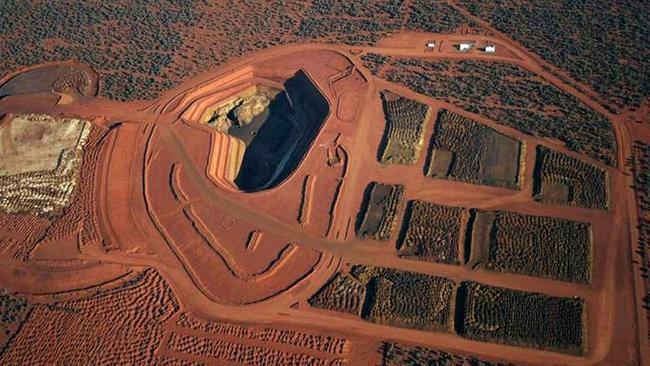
<box><xmin>309</xmin><ymin>266</ymin><xmax>586</xmax><ymax>355</ymax></box>
<box><xmin>397</xmin><ymin>200</ymin><xmax>463</xmax><ymax>265</ymax></box>
<box><xmin>534</xmin><ymin>146</ymin><xmax>608</xmax><ymax>209</ymax></box>
<box><xmin>357</xmin><ymin>183</ymin><xmax>404</xmax><ymax>240</ymax></box>
<box><xmin>482</xmin><ymin>210</ymin><xmax>591</xmax><ymax>283</ymax></box>
<box><xmin>360</xmin><ymin>56</ymin><xmax>617</xmax><ymax>166</ymax></box>
<box><xmin>378</xmin><ymin>92</ymin><xmax>430</xmax><ymax>165</ymax></box>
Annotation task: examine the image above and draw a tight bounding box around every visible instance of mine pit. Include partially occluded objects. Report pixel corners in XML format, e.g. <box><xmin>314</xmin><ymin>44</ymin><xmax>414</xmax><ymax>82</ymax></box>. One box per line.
<box><xmin>203</xmin><ymin>85</ymin><xmax>282</xmax><ymax>145</ymax></box>
<box><xmin>201</xmin><ymin>70</ymin><xmax>329</xmax><ymax>192</ymax></box>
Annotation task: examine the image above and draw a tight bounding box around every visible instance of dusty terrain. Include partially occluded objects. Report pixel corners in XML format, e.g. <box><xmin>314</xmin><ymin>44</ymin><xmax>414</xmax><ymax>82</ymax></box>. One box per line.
<box><xmin>0</xmin><ymin>8</ymin><xmax>648</xmax><ymax>366</ymax></box>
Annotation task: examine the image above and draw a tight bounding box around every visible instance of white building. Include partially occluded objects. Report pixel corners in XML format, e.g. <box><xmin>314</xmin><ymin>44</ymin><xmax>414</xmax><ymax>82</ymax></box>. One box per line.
<box><xmin>459</xmin><ymin>43</ymin><xmax>472</xmax><ymax>52</ymax></box>
<box><xmin>485</xmin><ymin>44</ymin><xmax>496</xmax><ymax>53</ymax></box>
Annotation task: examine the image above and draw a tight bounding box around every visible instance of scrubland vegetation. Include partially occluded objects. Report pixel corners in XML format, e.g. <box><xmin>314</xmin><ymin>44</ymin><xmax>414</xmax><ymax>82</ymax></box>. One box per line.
<box><xmin>0</xmin><ymin>270</ymin><xmax>179</xmax><ymax>364</ymax></box>
<box><xmin>458</xmin><ymin>0</ymin><xmax>650</xmax><ymax>111</ymax></box>
<box><xmin>0</xmin><ymin>0</ymin><xmax>191</xmax><ymax>100</ymax></box>
<box><xmin>361</xmin><ymin>56</ymin><xmax>617</xmax><ymax>166</ymax></box>
<box><xmin>0</xmin><ymin>0</ymin><xmax>478</xmax><ymax>101</ymax></box>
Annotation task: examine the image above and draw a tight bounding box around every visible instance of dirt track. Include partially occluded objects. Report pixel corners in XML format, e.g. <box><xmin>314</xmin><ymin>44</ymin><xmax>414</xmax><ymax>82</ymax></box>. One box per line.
<box><xmin>0</xmin><ymin>35</ymin><xmax>646</xmax><ymax>366</ymax></box>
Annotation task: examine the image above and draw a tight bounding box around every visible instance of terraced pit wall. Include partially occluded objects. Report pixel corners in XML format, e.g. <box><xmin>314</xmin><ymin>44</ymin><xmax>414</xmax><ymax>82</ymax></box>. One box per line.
<box><xmin>235</xmin><ymin>70</ymin><xmax>329</xmax><ymax>192</ymax></box>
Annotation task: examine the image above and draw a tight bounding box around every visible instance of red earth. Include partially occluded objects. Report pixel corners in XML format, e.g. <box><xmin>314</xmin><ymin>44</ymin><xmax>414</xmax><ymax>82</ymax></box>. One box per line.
<box><xmin>0</xmin><ymin>33</ymin><xmax>647</xmax><ymax>366</ymax></box>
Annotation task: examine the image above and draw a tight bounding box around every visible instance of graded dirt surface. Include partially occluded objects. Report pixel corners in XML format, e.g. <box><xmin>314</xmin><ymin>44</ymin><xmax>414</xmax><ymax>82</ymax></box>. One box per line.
<box><xmin>0</xmin><ymin>114</ymin><xmax>90</xmax><ymax>176</ymax></box>
<box><xmin>0</xmin><ymin>27</ymin><xmax>647</xmax><ymax>366</ymax></box>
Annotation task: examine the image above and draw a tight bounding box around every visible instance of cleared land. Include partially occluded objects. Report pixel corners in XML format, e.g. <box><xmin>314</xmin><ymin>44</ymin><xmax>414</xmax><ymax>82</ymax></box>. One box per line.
<box><xmin>377</xmin><ymin>91</ymin><xmax>430</xmax><ymax>165</ymax></box>
<box><xmin>0</xmin><ymin>114</ymin><xmax>91</xmax><ymax>216</ymax></box>
<box><xmin>0</xmin><ymin>269</ymin><xmax>178</xmax><ymax>365</ymax></box>
<box><xmin>457</xmin><ymin>282</ymin><xmax>586</xmax><ymax>355</ymax></box>
<box><xmin>165</xmin><ymin>312</ymin><xmax>350</xmax><ymax>365</ymax></box>
<box><xmin>0</xmin><ymin>114</ymin><xmax>90</xmax><ymax>176</ymax></box>
<box><xmin>469</xmin><ymin>210</ymin><xmax>592</xmax><ymax>283</ymax></box>
<box><xmin>397</xmin><ymin>200</ymin><xmax>464</xmax><ymax>265</ymax></box>
<box><xmin>425</xmin><ymin>109</ymin><xmax>521</xmax><ymax>189</ymax></box>
<box><xmin>356</xmin><ymin>182</ymin><xmax>404</xmax><ymax>240</ymax></box>
<box><xmin>0</xmin><ymin>31</ymin><xmax>643</xmax><ymax>365</ymax></box>
<box><xmin>533</xmin><ymin>146</ymin><xmax>609</xmax><ymax>209</ymax></box>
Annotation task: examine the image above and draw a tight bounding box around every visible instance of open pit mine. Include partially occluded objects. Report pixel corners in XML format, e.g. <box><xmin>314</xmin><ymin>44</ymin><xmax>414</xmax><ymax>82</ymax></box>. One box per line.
<box><xmin>0</xmin><ymin>42</ymin><xmax>645</xmax><ymax>366</ymax></box>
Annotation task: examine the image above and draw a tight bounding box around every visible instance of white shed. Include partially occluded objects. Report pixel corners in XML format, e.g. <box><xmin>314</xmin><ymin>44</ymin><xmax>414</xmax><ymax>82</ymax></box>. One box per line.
<box><xmin>485</xmin><ymin>44</ymin><xmax>496</xmax><ymax>53</ymax></box>
<box><xmin>459</xmin><ymin>43</ymin><xmax>472</xmax><ymax>52</ymax></box>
